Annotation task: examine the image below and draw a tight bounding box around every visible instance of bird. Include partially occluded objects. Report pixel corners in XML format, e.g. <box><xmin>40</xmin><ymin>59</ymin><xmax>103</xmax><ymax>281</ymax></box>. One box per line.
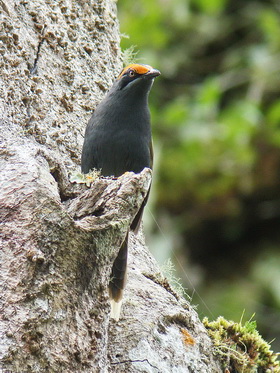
<box><xmin>81</xmin><ymin>63</ymin><xmax>160</xmax><ymax>320</ymax></box>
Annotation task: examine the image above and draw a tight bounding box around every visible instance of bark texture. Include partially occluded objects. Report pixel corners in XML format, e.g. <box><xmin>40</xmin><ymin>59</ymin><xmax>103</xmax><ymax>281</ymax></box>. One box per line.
<box><xmin>0</xmin><ymin>1</ymin><xmax>223</xmax><ymax>372</ymax></box>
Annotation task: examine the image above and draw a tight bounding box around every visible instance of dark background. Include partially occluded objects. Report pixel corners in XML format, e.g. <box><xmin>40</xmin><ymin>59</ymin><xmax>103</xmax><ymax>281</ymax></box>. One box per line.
<box><xmin>118</xmin><ymin>0</ymin><xmax>280</xmax><ymax>351</ymax></box>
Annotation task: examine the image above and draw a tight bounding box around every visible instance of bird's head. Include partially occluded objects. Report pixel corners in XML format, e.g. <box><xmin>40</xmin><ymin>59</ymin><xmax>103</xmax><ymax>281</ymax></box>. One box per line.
<box><xmin>116</xmin><ymin>64</ymin><xmax>160</xmax><ymax>91</ymax></box>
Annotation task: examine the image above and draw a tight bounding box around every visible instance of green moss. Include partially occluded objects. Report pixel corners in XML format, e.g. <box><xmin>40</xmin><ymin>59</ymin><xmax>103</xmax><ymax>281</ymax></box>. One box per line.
<box><xmin>203</xmin><ymin>316</ymin><xmax>280</xmax><ymax>372</ymax></box>
<box><xmin>121</xmin><ymin>45</ymin><xmax>139</xmax><ymax>66</ymax></box>
<box><xmin>160</xmin><ymin>258</ymin><xmax>187</xmax><ymax>298</ymax></box>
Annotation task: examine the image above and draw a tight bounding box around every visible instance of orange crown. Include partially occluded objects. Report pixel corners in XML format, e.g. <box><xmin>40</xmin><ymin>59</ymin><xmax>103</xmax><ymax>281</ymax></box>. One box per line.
<box><xmin>118</xmin><ymin>64</ymin><xmax>153</xmax><ymax>79</ymax></box>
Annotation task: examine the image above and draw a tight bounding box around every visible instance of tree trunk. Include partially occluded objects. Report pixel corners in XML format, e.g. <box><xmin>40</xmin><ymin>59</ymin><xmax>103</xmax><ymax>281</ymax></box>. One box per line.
<box><xmin>0</xmin><ymin>1</ymin><xmax>223</xmax><ymax>372</ymax></box>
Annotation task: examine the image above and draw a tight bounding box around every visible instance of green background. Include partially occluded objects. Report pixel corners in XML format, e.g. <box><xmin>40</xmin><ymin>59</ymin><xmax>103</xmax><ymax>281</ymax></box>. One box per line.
<box><xmin>118</xmin><ymin>0</ymin><xmax>280</xmax><ymax>351</ymax></box>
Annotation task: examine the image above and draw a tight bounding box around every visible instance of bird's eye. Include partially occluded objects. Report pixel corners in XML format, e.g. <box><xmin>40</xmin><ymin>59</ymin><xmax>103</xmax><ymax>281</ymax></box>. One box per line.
<box><xmin>128</xmin><ymin>70</ymin><xmax>135</xmax><ymax>77</ymax></box>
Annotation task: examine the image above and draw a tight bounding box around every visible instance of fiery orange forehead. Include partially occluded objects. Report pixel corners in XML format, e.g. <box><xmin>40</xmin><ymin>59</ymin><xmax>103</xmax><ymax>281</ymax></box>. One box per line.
<box><xmin>118</xmin><ymin>64</ymin><xmax>152</xmax><ymax>79</ymax></box>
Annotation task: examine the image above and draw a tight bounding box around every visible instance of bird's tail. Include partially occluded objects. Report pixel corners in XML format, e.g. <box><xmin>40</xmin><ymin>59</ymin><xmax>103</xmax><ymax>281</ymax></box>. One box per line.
<box><xmin>130</xmin><ymin>187</ymin><xmax>151</xmax><ymax>234</ymax></box>
<box><xmin>108</xmin><ymin>233</ymin><xmax>128</xmax><ymax>321</ymax></box>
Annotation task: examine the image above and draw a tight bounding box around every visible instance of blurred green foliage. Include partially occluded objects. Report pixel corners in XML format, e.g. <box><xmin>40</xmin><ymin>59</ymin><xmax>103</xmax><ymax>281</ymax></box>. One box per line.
<box><xmin>117</xmin><ymin>0</ymin><xmax>280</xmax><ymax>352</ymax></box>
<box><xmin>119</xmin><ymin>0</ymin><xmax>280</xmax><ymax>208</ymax></box>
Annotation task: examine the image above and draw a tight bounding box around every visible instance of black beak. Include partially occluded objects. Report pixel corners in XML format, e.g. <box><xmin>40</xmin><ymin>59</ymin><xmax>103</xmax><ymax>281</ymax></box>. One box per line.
<box><xmin>144</xmin><ymin>68</ymin><xmax>161</xmax><ymax>79</ymax></box>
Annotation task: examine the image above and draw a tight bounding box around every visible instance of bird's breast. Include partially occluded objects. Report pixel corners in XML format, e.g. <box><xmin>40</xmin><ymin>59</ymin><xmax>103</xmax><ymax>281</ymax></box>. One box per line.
<box><xmin>97</xmin><ymin>127</ymin><xmax>151</xmax><ymax>177</ymax></box>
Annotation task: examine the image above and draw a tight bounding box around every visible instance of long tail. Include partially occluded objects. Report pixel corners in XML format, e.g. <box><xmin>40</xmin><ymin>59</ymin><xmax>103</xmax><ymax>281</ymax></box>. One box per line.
<box><xmin>108</xmin><ymin>232</ymin><xmax>128</xmax><ymax>321</ymax></box>
<box><xmin>109</xmin><ymin>186</ymin><xmax>151</xmax><ymax>320</ymax></box>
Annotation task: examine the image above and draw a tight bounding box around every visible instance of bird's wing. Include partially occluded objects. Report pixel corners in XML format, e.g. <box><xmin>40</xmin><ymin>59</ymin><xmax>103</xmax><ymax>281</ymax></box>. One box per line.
<box><xmin>149</xmin><ymin>139</ymin><xmax>154</xmax><ymax>169</ymax></box>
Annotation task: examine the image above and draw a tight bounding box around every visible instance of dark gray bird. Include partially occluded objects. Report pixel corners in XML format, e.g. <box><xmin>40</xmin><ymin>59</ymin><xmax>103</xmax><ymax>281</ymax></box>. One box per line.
<box><xmin>81</xmin><ymin>64</ymin><xmax>160</xmax><ymax>320</ymax></box>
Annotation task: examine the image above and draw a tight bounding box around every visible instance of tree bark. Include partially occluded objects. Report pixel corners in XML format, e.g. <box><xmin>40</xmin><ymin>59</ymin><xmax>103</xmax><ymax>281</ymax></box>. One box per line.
<box><xmin>0</xmin><ymin>1</ymin><xmax>223</xmax><ymax>372</ymax></box>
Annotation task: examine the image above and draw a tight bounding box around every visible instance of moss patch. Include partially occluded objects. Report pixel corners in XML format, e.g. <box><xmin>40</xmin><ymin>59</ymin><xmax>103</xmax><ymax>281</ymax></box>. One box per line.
<box><xmin>203</xmin><ymin>316</ymin><xmax>280</xmax><ymax>372</ymax></box>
